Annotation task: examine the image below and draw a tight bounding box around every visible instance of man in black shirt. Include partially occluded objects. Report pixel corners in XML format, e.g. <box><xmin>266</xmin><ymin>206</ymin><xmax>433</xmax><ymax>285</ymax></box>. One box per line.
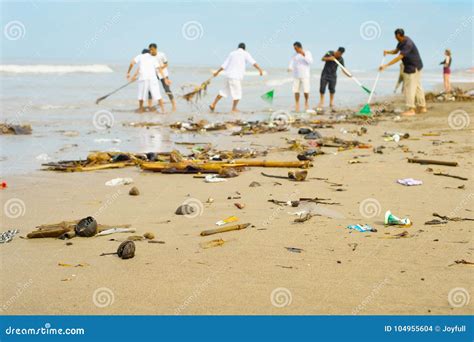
<box><xmin>379</xmin><ymin>28</ymin><xmax>426</xmax><ymax>116</ymax></box>
<box><xmin>317</xmin><ymin>47</ymin><xmax>349</xmax><ymax>113</ymax></box>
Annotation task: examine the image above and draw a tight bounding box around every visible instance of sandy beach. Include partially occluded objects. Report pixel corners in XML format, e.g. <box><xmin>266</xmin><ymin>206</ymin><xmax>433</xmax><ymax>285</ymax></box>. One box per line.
<box><xmin>1</xmin><ymin>94</ymin><xmax>473</xmax><ymax>316</ymax></box>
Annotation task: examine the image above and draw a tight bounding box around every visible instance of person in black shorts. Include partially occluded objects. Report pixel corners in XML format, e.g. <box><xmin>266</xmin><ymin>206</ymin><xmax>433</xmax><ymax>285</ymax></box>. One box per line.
<box><xmin>317</xmin><ymin>47</ymin><xmax>348</xmax><ymax>112</ymax></box>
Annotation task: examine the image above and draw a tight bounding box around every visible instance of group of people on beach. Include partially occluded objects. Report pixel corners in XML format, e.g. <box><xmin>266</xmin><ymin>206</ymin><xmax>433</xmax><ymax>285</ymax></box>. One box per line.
<box><xmin>127</xmin><ymin>28</ymin><xmax>452</xmax><ymax>117</ymax></box>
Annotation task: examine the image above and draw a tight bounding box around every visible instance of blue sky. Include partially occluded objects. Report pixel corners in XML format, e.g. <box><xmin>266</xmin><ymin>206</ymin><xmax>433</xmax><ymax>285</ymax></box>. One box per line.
<box><xmin>1</xmin><ymin>0</ymin><xmax>473</xmax><ymax>70</ymax></box>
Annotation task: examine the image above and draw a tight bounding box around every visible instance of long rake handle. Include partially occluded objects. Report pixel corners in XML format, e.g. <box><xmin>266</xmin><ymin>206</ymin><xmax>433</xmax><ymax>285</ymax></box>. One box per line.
<box><xmin>367</xmin><ymin>56</ymin><xmax>385</xmax><ymax>104</ymax></box>
<box><xmin>333</xmin><ymin>59</ymin><xmax>363</xmax><ymax>87</ymax></box>
<box><xmin>96</xmin><ymin>80</ymin><xmax>135</xmax><ymax>104</ymax></box>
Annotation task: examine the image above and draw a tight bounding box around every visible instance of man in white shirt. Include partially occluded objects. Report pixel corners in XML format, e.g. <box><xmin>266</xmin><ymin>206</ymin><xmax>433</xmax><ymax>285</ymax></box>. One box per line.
<box><xmin>127</xmin><ymin>49</ymin><xmax>165</xmax><ymax>113</ymax></box>
<box><xmin>288</xmin><ymin>41</ymin><xmax>313</xmax><ymax>112</ymax></box>
<box><xmin>210</xmin><ymin>43</ymin><xmax>263</xmax><ymax>113</ymax></box>
<box><xmin>148</xmin><ymin>43</ymin><xmax>177</xmax><ymax>112</ymax></box>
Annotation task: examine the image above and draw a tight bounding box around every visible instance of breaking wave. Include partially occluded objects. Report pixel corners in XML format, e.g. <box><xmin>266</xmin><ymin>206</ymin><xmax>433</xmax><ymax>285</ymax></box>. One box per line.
<box><xmin>0</xmin><ymin>64</ymin><xmax>113</xmax><ymax>74</ymax></box>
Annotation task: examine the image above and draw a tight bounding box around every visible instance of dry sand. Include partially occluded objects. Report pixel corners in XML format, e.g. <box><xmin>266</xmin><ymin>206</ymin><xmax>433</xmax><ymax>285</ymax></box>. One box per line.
<box><xmin>1</xmin><ymin>98</ymin><xmax>473</xmax><ymax>315</ymax></box>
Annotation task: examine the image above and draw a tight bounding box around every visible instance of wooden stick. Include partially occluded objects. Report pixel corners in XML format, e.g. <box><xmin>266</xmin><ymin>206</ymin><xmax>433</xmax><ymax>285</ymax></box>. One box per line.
<box><xmin>408</xmin><ymin>158</ymin><xmax>458</xmax><ymax>167</ymax></box>
<box><xmin>433</xmin><ymin>172</ymin><xmax>468</xmax><ymax>181</ymax></box>
<box><xmin>200</xmin><ymin>223</ymin><xmax>250</xmax><ymax>236</ymax></box>
<box><xmin>232</xmin><ymin>160</ymin><xmax>311</xmax><ymax>168</ymax></box>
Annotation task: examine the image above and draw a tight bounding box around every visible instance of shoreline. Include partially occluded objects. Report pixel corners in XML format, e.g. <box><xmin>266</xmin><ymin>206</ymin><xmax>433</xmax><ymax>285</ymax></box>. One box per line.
<box><xmin>1</xmin><ymin>95</ymin><xmax>473</xmax><ymax>315</ymax></box>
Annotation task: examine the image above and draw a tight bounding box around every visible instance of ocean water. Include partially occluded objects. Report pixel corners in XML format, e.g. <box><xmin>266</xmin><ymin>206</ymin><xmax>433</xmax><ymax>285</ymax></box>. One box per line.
<box><xmin>0</xmin><ymin>64</ymin><xmax>472</xmax><ymax>176</ymax></box>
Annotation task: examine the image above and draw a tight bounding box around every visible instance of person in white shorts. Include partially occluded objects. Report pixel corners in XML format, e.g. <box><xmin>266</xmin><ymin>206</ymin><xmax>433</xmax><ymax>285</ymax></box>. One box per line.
<box><xmin>209</xmin><ymin>43</ymin><xmax>263</xmax><ymax>113</ymax></box>
<box><xmin>147</xmin><ymin>43</ymin><xmax>177</xmax><ymax>112</ymax></box>
<box><xmin>288</xmin><ymin>41</ymin><xmax>313</xmax><ymax>112</ymax></box>
<box><xmin>126</xmin><ymin>49</ymin><xmax>165</xmax><ymax>113</ymax></box>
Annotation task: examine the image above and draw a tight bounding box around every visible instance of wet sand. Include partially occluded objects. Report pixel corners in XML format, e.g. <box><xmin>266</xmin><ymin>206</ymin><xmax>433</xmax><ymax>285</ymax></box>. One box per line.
<box><xmin>1</xmin><ymin>98</ymin><xmax>473</xmax><ymax>315</ymax></box>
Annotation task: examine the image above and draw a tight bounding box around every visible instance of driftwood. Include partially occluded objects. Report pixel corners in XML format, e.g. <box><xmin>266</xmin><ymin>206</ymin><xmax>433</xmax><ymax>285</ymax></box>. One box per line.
<box><xmin>182</xmin><ymin>77</ymin><xmax>213</xmax><ymax>102</ymax></box>
<box><xmin>432</xmin><ymin>213</ymin><xmax>474</xmax><ymax>222</ymax></box>
<box><xmin>200</xmin><ymin>223</ymin><xmax>250</xmax><ymax>236</ymax></box>
<box><xmin>231</xmin><ymin>160</ymin><xmax>311</xmax><ymax>168</ymax></box>
<box><xmin>27</xmin><ymin>220</ymin><xmax>131</xmax><ymax>239</ymax></box>
<box><xmin>433</xmin><ymin>172</ymin><xmax>468</xmax><ymax>181</ymax></box>
<box><xmin>0</xmin><ymin>123</ymin><xmax>32</xmax><ymax>135</ymax></box>
<box><xmin>141</xmin><ymin>162</ymin><xmax>244</xmax><ymax>173</ymax></box>
<box><xmin>408</xmin><ymin>158</ymin><xmax>458</xmax><ymax>167</ymax></box>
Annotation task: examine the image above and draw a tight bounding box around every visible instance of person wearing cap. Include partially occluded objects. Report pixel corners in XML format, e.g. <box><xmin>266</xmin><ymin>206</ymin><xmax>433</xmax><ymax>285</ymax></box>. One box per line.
<box><xmin>380</xmin><ymin>28</ymin><xmax>426</xmax><ymax>116</ymax></box>
<box><xmin>209</xmin><ymin>43</ymin><xmax>264</xmax><ymax>113</ymax></box>
<box><xmin>288</xmin><ymin>41</ymin><xmax>313</xmax><ymax>112</ymax></box>
<box><xmin>317</xmin><ymin>47</ymin><xmax>348</xmax><ymax>113</ymax></box>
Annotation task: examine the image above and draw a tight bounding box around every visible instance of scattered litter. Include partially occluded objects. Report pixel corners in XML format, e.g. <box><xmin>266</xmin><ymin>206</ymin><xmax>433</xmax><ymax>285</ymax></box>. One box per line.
<box><xmin>75</xmin><ymin>216</ymin><xmax>97</xmax><ymax>237</ymax></box>
<box><xmin>96</xmin><ymin>228</ymin><xmax>136</xmax><ymax>236</ymax></box>
<box><xmin>294</xmin><ymin>213</ymin><xmax>312</xmax><ymax>223</ymax></box>
<box><xmin>200</xmin><ymin>238</ymin><xmax>225</xmax><ymax>249</ymax></box>
<box><xmin>127</xmin><ymin>235</ymin><xmax>144</xmax><ymax>241</ymax></box>
<box><xmin>129</xmin><ymin>186</ymin><xmax>140</xmax><ymax>196</ymax></box>
<box><xmin>424</xmin><ymin>219</ymin><xmax>447</xmax><ymax>225</ymax></box>
<box><xmin>200</xmin><ymin>223</ymin><xmax>250</xmax><ymax>236</ymax></box>
<box><xmin>288</xmin><ymin>170</ymin><xmax>308</xmax><ymax>181</ymax></box>
<box><xmin>94</xmin><ymin>138</ymin><xmax>121</xmax><ymax>144</ymax></box>
<box><xmin>175</xmin><ymin>204</ymin><xmax>196</xmax><ymax>216</ymax></box>
<box><xmin>397</xmin><ymin>178</ymin><xmax>423</xmax><ymax>186</ymax></box>
<box><xmin>348</xmin><ymin>243</ymin><xmax>358</xmax><ymax>251</ymax></box>
<box><xmin>373</xmin><ymin>146</ymin><xmax>385</xmax><ymax>154</ymax></box>
<box><xmin>453</xmin><ymin>259</ymin><xmax>474</xmax><ymax>266</ymax></box>
<box><xmin>431</xmin><ymin>171</ymin><xmax>468</xmax><ymax>181</ymax></box>
<box><xmin>431</xmin><ymin>212</ymin><xmax>474</xmax><ymax>222</ymax></box>
<box><xmin>105</xmin><ymin>178</ymin><xmax>133</xmax><ymax>186</ymax></box>
<box><xmin>27</xmin><ymin>219</ymin><xmax>131</xmax><ymax>239</ymax></box>
<box><xmin>234</xmin><ymin>203</ymin><xmax>245</xmax><ymax>210</ymax></box>
<box><xmin>347</xmin><ymin>224</ymin><xmax>377</xmax><ymax>232</ymax></box>
<box><xmin>249</xmin><ymin>181</ymin><xmax>261</xmax><ymax>187</ymax></box>
<box><xmin>58</xmin><ymin>262</ymin><xmax>89</xmax><ymax>267</ymax></box>
<box><xmin>216</xmin><ymin>216</ymin><xmax>238</xmax><ymax>226</ymax></box>
<box><xmin>205</xmin><ymin>175</ymin><xmax>227</xmax><ymax>183</ymax></box>
<box><xmin>0</xmin><ymin>123</ymin><xmax>32</xmax><ymax>135</ymax></box>
<box><xmin>285</xmin><ymin>247</ymin><xmax>304</xmax><ymax>253</ymax></box>
<box><xmin>384</xmin><ymin>211</ymin><xmax>412</xmax><ymax>227</ymax></box>
<box><xmin>0</xmin><ymin>229</ymin><xmax>19</xmax><ymax>244</ymax></box>
<box><xmin>36</xmin><ymin>153</ymin><xmax>51</xmax><ymax>162</ymax></box>
<box><xmin>100</xmin><ymin>240</ymin><xmax>136</xmax><ymax>259</ymax></box>
<box><xmin>382</xmin><ymin>230</ymin><xmax>410</xmax><ymax>239</ymax></box>
<box><xmin>408</xmin><ymin>158</ymin><xmax>458</xmax><ymax>167</ymax></box>
<box><xmin>143</xmin><ymin>232</ymin><xmax>155</xmax><ymax>240</ymax></box>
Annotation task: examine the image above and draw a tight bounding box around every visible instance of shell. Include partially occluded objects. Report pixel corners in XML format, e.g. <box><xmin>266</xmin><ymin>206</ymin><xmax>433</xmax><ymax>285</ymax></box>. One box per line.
<box><xmin>117</xmin><ymin>241</ymin><xmax>135</xmax><ymax>259</ymax></box>
<box><xmin>129</xmin><ymin>186</ymin><xmax>140</xmax><ymax>196</ymax></box>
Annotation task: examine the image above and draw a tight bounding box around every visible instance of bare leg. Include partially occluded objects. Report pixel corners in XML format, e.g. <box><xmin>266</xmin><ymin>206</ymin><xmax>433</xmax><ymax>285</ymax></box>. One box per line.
<box><xmin>231</xmin><ymin>100</ymin><xmax>240</xmax><ymax>113</ymax></box>
<box><xmin>210</xmin><ymin>95</ymin><xmax>222</xmax><ymax>112</ymax></box>
<box><xmin>294</xmin><ymin>93</ymin><xmax>300</xmax><ymax>112</ymax></box>
<box><xmin>446</xmin><ymin>74</ymin><xmax>451</xmax><ymax>93</ymax></box>
<box><xmin>304</xmin><ymin>93</ymin><xmax>309</xmax><ymax>110</ymax></box>
<box><xmin>147</xmin><ymin>98</ymin><xmax>153</xmax><ymax>109</ymax></box>
<box><xmin>157</xmin><ymin>99</ymin><xmax>165</xmax><ymax>113</ymax></box>
<box><xmin>137</xmin><ymin>100</ymin><xmax>145</xmax><ymax>113</ymax></box>
<box><xmin>317</xmin><ymin>93</ymin><xmax>324</xmax><ymax>109</ymax></box>
<box><xmin>171</xmin><ymin>98</ymin><xmax>177</xmax><ymax>112</ymax></box>
<box><xmin>329</xmin><ymin>93</ymin><xmax>335</xmax><ymax>108</ymax></box>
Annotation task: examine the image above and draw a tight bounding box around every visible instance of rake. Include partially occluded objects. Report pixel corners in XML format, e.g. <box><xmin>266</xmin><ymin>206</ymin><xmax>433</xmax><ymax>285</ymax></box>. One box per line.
<box><xmin>360</xmin><ymin>56</ymin><xmax>385</xmax><ymax>115</ymax></box>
